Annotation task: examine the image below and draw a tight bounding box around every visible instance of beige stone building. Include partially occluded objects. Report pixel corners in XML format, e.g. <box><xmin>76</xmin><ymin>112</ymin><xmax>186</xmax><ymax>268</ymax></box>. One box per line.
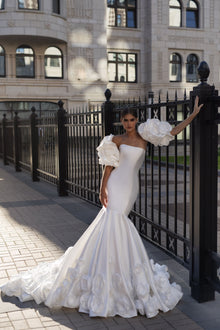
<box><xmin>0</xmin><ymin>0</ymin><xmax>219</xmax><ymax>112</ymax></box>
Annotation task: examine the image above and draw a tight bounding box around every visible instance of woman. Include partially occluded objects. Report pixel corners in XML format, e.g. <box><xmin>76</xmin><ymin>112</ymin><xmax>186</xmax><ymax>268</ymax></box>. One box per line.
<box><xmin>0</xmin><ymin>97</ymin><xmax>203</xmax><ymax>318</ymax></box>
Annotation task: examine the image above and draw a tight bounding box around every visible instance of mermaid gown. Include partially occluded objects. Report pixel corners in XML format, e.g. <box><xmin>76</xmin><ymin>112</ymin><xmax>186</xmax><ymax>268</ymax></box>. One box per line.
<box><xmin>0</xmin><ymin>119</ymin><xmax>182</xmax><ymax>318</ymax></box>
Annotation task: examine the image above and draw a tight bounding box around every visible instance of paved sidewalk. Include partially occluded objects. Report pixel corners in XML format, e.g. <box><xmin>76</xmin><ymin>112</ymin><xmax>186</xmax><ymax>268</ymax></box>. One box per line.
<box><xmin>0</xmin><ymin>162</ymin><xmax>219</xmax><ymax>330</ymax></box>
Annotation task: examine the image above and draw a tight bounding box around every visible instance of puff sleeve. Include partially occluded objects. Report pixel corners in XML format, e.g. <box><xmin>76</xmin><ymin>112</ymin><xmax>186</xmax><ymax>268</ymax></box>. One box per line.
<box><xmin>96</xmin><ymin>134</ymin><xmax>120</xmax><ymax>167</ymax></box>
<box><xmin>138</xmin><ymin>119</ymin><xmax>174</xmax><ymax>147</ymax></box>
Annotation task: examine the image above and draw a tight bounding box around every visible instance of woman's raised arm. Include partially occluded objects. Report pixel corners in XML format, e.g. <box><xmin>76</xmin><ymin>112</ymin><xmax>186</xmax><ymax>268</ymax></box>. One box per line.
<box><xmin>170</xmin><ymin>96</ymin><xmax>203</xmax><ymax>136</ymax></box>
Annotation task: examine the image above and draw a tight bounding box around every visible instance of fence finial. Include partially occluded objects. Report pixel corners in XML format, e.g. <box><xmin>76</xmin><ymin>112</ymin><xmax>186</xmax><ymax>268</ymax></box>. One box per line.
<box><xmin>197</xmin><ymin>61</ymin><xmax>210</xmax><ymax>83</ymax></box>
<box><xmin>58</xmin><ymin>100</ymin><xmax>64</xmax><ymax>110</ymax></box>
<box><xmin>104</xmin><ymin>89</ymin><xmax>112</xmax><ymax>102</ymax></box>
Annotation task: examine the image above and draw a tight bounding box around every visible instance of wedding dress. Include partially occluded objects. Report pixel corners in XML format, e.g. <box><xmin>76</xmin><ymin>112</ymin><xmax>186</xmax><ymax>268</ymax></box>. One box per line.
<box><xmin>0</xmin><ymin>119</ymin><xmax>182</xmax><ymax>318</ymax></box>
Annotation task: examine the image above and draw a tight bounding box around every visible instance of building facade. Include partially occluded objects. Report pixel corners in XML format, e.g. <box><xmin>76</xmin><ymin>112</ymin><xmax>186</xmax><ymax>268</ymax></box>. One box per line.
<box><xmin>0</xmin><ymin>0</ymin><xmax>219</xmax><ymax>111</ymax></box>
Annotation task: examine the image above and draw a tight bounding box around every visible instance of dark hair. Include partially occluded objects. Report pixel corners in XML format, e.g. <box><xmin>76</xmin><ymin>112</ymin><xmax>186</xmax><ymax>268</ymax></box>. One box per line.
<box><xmin>120</xmin><ymin>107</ymin><xmax>138</xmax><ymax>119</ymax></box>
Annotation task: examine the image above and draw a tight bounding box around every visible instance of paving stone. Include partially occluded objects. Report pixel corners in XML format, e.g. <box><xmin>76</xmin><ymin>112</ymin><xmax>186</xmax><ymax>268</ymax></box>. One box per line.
<box><xmin>27</xmin><ymin>317</ymin><xmax>44</xmax><ymax>328</ymax></box>
<box><xmin>0</xmin><ymin>324</ymin><xmax>13</xmax><ymax>330</ymax></box>
<box><xmin>11</xmin><ymin>319</ymin><xmax>29</xmax><ymax>329</ymax></box>
<box><xmin>22</xmin><ymin>308</ymin><xmax>39</xmax><ymax>319</ymax></box>
<box><xmin>42</xmin><ymin>320</ymin><xmax>61</xmax><ymax>327</ymax></box>
<box><xmin>8</xmin><ymin>310</ymin><xmax>24</xmax><ymax>321</ymax></box>
<box><xmin>0</xmin><ymin>163</ymin><xmax>218</xmax><ymax>330</ymax></box>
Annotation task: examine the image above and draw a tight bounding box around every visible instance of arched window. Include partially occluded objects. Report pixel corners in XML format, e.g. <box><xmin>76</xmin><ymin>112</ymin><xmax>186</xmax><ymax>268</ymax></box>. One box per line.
<box><xmin>0</xmin><ymin>0</ymin><xmax>5</xmax><ymax>10</ymax></box>
<box><xmin>16</xmin><ymin>45</ymin><xmax>34</xmax><ymax>78</ymax></box>
<box><xmin>0</xmin><ymin>45</ymin><xmax>5</xmax><ymax>77</ymax></box>
<box><xmin>44</xmin><ymin>47</ymin><xmax>63</xmax><ymax>78</ymax></box>
<box><xmin>169</xmin><ymin>0</ymin><xmax>182</xmax><ymax>27</ymax></box>
<box><xmin>169</xmin><ymin>53</ymin><xmax>181</xmax><ymax>82</ymax></box>
<box><xmin>18</xmin><ymin>0</ymin><xmax>39</xmax><ymax>10</ymax></box>
<box><xmin>186</xmin><ymin>0</ymin><xmax>199</xmax><ymax>28</ymax></box>
<box><xmin>186</xmin><ymin>54</ymin><xmax>198</xmax><ymax>82</ymax></box>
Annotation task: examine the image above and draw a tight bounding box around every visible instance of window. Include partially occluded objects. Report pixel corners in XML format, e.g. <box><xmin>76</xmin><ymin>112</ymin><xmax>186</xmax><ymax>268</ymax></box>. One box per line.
<box><xmin>108</xmin><ymin>52</ymin><xmax>137</xmax><ymax>83</ymax></box>
<box><xmin>0</xmin><ymin>46</ymin><xmax>5</xmax><ymax>77</ymax></box>
<box><xmin>169</xmin><ymin>0</ymin><xmax>181</xmax><ymax>27</ymax></box>
<box><xmin>0</xmin><ymin>0</ymin><xmax>5</xmax><ymax>10</ymax></box>
<box><xmin>186</xmin><ymin>0</ymin><xmax>199</xmax><ymax>28</ymax></box>
<box><xmin>186</xmin><ymin>54</ymin><xmax>198</xmax><ymax>82</ymax></box>
<box><xmin>107</xmin><ymin>0</ymin><xmax>137</xmax><ymax>28</ymax></box>
<box><xmin>53</xmin><ymin>0</ymin><xmax>60</xmax><ymax>14</ymax></box>
<box><xmin>18</xmin><ymin>0</ymin><xmax>39</xmax><ymax>10</ymax></box>
<box><xmin>16</xmin><ymin>46</ymin><xmax>34</xmax><ymax>78</ymax></box>
<box><xmin>169</xmin><ymin>53</ymin><xmax>181</xmax><ymax>82</ymax></box>
<box><xmin>44</xmin><ymin>47</ymin><xmax>63</xmax><ymax>78</ymax></box>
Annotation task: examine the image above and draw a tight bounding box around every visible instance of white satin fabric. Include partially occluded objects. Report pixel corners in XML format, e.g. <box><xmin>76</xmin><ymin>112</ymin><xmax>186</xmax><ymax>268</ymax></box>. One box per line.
<box><xmin>138</xmin><ymin>119</ymin><xmax>174</xmax><ymax>146</ymax></box>
<box><xmin>97</xmin><ymin>134</ymin><xmax>120</xmax><ymax>168</ymax></box>
<box><xmin>0</xmin><ymin>127</ymin><xmax>182</xmax><ymax>318</ymax></box>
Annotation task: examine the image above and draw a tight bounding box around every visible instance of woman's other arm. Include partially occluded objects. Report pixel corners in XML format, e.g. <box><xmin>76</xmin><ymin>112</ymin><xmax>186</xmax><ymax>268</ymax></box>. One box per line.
<box><xmin>170</xmin><ymin>96</ymin><xmax>203</xmax><ymax>136</ymax></box>
<box><xmin>99</xmin><ymin>166</ymin><xmax>114</xmax><ymax>207</ymax></box>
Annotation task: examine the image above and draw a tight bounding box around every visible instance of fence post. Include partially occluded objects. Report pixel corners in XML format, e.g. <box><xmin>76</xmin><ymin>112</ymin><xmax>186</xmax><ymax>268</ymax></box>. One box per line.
<box><xmin>2</xmin><ymin>114</ymin><xmax>8</xmax><ymax>165</ymax></box>
<box><xmin>57</xmin><ymin>100</ymin><xmax>68</xmax><ymax>196</ymax></box>
<box><xmin>190</xmin><ymin>61</ymin><xmax>218</xmax><ymax>302</ymax></box>
<box><xmin>30</xmin><ymin>107</ymin><xmax>39</xmax><ymax>181</ymax></box>
<box><xmin>13</xmin><ymin>112</ymin><xmax>21</xmax><ymax>172</ymax></box>
<box><xmin>103</xmin><ymin>89</ymin><xmax>114</xmax><ymax>136</ymax></box>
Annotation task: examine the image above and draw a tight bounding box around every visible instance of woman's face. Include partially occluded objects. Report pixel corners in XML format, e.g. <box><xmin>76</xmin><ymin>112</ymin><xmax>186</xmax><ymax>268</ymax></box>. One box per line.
<box><xmin>121</xmin><ymin>114</ymin><xmax>138</xmax><ymax>132</ymax></box>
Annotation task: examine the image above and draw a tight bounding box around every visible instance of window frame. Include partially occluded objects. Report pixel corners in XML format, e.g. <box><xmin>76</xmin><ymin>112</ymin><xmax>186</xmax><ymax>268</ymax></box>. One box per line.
<box><xmin>0</xmin><ymin>0</ymin><xmax>5</xmax><ymax>10</ymax></box>
<box><xmin>16</xmin><ymin>45</ymin><xmax>35</xmax><ymax>78</ymax></box>
<box><xmin>0</xmin><ymin>45</ymin><xmax>6</xmax><ymax>77</ymax></box>
<box><xmin>186</xmin><ymin>0</ymin><xmax>199</xmax><ymax>28</ymax></box>
<box><xmin>107</xmin><ymin>0</ymin><xmax>137</xmax><ymax>29</ymax></box>
<box><xmin>169</xmin><ymin>0</ymin><xmax>182</xmax><ymax>27</ymax></box>
<box><xmin>18</xmin><ymin>0</ymin><xmax>39</xmax><ymax>10</ymax></box>
<box><xmin>44</xmin><ymin>46</ymin><xmax>63</xmax><ymax>79</ymax></box>
<box><xmin>53</xmin><ymin>0</ymin><xmax>60</xmax><ymax>15</ymax></box>
<box><xmin>108</xmin><ymin>52</ymin><xmax>137</xmax><ymax>83</ymax></box>
<box><xmin>169</xmin><ymin>53</ymin><xmax>182</xmax><ymax>82</ymax></box>
<box><xmin>186</xmin><ymin>53</ymin><xmax>199</xmax><ymax>82</ymax></box>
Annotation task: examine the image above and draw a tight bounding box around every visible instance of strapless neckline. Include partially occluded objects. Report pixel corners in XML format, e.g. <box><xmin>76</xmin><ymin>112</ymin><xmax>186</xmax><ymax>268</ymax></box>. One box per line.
<box><xmin>119</xmin><ymin>144</ymin><xmax>145</xmax><ymax>152</ymax></box>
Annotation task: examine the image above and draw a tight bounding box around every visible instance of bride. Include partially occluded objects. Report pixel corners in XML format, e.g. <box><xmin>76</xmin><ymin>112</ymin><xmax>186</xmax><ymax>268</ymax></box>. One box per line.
<box><xmin>0</xmin><ymin>97</ymin><xmax>203</xmax><ymax>318</ymax></box>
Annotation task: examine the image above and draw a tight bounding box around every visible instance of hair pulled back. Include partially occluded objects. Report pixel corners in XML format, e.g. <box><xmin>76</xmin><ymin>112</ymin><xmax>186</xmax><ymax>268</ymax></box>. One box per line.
<box><xmin>120</xmin><ymin>107</ymin><xmax>138</xmax><ymax>119</ymax></box>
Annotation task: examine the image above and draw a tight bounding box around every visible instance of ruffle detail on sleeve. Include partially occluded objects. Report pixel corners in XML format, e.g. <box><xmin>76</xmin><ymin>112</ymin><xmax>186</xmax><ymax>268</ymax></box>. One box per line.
<box><xmin>138</xmin><ymin>119</ymin><xmax>174</xmax><ymax>147</ymax></box>
<box><xmin>96</xmin><ymin>134</ymin><xmax>120</xmax><ymax>167</ymax></box>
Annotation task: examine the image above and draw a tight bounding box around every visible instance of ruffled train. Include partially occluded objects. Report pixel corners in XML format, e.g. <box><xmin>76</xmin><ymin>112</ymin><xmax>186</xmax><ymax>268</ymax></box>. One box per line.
<box><xmin>0</xmin><ymin>208</ymin><xmax>182</xmax><ymax>318</ymax></box>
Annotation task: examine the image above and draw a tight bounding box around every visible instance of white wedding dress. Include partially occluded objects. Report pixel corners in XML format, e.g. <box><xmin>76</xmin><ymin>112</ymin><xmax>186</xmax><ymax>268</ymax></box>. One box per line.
<box><xmin>0</xmin><ymin>119</ymin><xmax>182</xmax><ymax>318</ymax></box>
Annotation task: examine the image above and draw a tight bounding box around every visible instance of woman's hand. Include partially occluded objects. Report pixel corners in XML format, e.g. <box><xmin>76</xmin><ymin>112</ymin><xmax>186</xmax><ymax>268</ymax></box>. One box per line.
<box><xmin>99</xmin><ymin>189</ymin><xmax>108</xmax><ymax>208</ymax></box>
<box><xmin>192</xmin><ymin>95</ymin><xmax>204</xmax><ymax>116</ymax></box>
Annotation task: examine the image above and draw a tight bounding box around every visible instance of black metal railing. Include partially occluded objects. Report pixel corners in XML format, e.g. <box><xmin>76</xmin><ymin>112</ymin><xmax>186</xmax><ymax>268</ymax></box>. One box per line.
<box><xmin>111</xmin><ymin>93</ymin><xmax>191</xmax><ymax>267</ymax></box>
<box><xmin>65</xmin><ymin>104</ymin><xmax>103</xmax><ymax>204</ymax></box>
<box><xmin>1</xmin><ymin>62</ymin><xmax>220</xmax><ymax>303</ymax></box>
<box><xmin>0</xmin><ymin>93</ymin><xmax>191</xmax><ymax>268</ymax></box>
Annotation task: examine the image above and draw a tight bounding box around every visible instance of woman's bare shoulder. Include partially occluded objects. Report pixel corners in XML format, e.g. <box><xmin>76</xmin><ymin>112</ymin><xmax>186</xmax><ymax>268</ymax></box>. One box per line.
<box><xmin>112</xmin><ymin>135</ymin><xmax>123</xmax><ymax>147</ymax></box>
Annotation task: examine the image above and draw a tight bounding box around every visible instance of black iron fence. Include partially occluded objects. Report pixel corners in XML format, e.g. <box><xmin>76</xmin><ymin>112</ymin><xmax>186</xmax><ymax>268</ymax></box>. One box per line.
<box><xmin>0</xmin><ymin>61</ymin><xmax>220</xmax><ymax>303</ymax></box>
<box><xmin>112</xmin><ymin>92</ymin><xmax>191</xmax><ymax>269</ymax></box>
<box><xmin>0</xmin><ymin>91</ymin><xmax>191</xmax><ymax>268</ymax></box>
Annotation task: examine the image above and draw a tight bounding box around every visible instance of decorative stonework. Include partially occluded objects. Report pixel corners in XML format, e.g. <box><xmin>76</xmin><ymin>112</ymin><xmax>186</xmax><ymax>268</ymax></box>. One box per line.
<box><xmin>157</xmin><ymin>52</ymin><xmax>163</xmax><ymax>81</ymax></box>
<box><xmin>157</xmin><ymin>0</ymin><xmax>162</xmax><ymax>25</ymax></box>
<box><xmin>71</xmin><ymin>47</ymin><xmax>94</xmax><ymax>67</ymax></box>
<box><xmin>210</xmin><ymin>0</ymin><xmax>214</xmax><ymax>29</ymax></box>
<box><xmin>68</xmin><ymin>23</ymin><xmax>93</xmax><ymax>45</ymax></box>
<box><xmin>168</xmin><ymin>35</ymin><xmax>204</xmax><ymax>45</ymax></box>
<box><xmin>7</xmin><ymin>21</ymin><xmax>15</xmax><ymax>27</ymax></box>
<box><xmin>67</xmin><ymin>0</ymin><xmax>93</xmax><ymax>18</ymax></box>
